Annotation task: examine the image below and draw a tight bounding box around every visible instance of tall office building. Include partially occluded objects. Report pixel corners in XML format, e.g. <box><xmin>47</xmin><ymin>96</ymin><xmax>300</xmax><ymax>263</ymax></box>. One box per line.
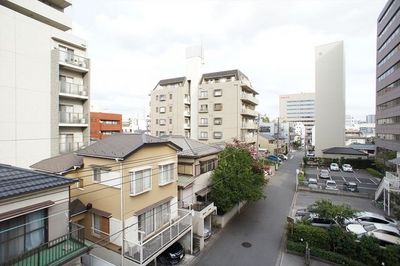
<box><xmin>279</xmin><ymin>92</ymin><xmax>315</xmax><ymax>145</ymax></box>
<box><xmin>376</xmin><ymin>0</ymin><xmax>400</xmax><ymax>155</ymax></box>
<box><xmin>0</xmin><ymin>0</ymin><xmax>90</xmax><ymax>167</ymax></box>
<box><xmin>314</xmin><ymin>41</ymin><xmax>345</xmax><ymax>157</ymax></box>
<box><xmin>366</xmin><ymin>114</ymin><xmax>375</xmax><ymax>124</ymax></box>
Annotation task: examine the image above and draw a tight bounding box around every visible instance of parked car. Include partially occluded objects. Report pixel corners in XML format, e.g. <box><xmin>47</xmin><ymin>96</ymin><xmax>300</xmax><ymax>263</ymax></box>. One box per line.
<box><xmin>266</xmin><ymin>155</ymin><xmax>282</xmax><ymax>163</ymax></box>
<box><xmin>319</xmin><ymin>169</ymin><xmax>331</xmax><ymax>179</ymax></box>
<box><xmin>204</xmin><ymin>227</ymin><xmax>211</xmax><ymax>240</ymax></box>
<box><xmin>343</xmin><ymin>182</ymin><xmax>359</xmax><ymax>192</ymax></box>
<box><xmin>346</xmin><ymin>223</ymin><xmax>400</xmax><ymax>243</ymax></box>
<box><xmin>306</xmin><ymin>152</ymin><xmax>315</xmax><ymax>158</ymax></box>
<box><xmin>157</xmin><ymin>242</ymin><xmax>185</xmax><ymax>265</ymax></box>
<box><xmin>342</xmin><ymin>164</ymin><xmax>353</xmax><ymax>172</ymax></box>
<box><xmin>325</xmin><ymin>180</ymin><xmax>338</xmax><ymax>190</ymax></box>
<box><xmin>303</xmin><ymin>213</ymin><xmax>338</xmax><ymax>228</ymax></box>
<box><xmin>308</xmin><ymin>178</ymin><xmax>319</xmax><ymax>189</ymax></box>
<box><xmin>278</xmin><ymin>154</ymin><xmax>288</xmax><ymax>160</ymax></box>
<box><xmin>347</xmin><ymin>212</ymin><xmax>399</xmax><ymax>228</ymax></box>
<box><xmin>295</xmin><ymin>208</ymin><xmax>310</xmax><ymax>218</ymax></box>
<box><xmin>330</xmin><ymin>163</ymin><xmax>339</xmax><ymax>171</ymax></box>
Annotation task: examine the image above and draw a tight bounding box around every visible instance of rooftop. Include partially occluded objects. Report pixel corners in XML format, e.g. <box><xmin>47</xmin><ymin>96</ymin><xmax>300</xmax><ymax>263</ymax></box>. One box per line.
<box><xmin>30</xmin><ymin>152</ymin><xmax>83</xmax><ymax>174</ymax></box>
<box><xmin>200</xmin><ymin>69</ymin><xmax>249</xmax><ymax>82</ymax></box>
<box><xmin>163</xmin><ymin>135</ymin><xmax>222</xmax><ymax>158</ymax></box>
<box><xmin>0</xmin><ymin>164</ymin><xmax>76</xmax><ymax>200</ymax></box>
<box><xmin>322</xmin><ymin>147</ymin><xmax>368</xmax><ymax>156</ymax></box>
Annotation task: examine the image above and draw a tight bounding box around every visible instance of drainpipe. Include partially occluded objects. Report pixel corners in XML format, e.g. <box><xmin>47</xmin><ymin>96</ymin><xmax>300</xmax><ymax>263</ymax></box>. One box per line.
<box><xmin>116</xmin><ymin>158</ymin><xmax>124</xmax><ymax>266</ymax></box>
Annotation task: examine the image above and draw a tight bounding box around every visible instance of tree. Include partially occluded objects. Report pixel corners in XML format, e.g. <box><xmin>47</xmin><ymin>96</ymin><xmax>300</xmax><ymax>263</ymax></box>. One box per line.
<box><xmin>261</xmin><ymin>114</ymin><xmax>270</xmax><ymax>123</ymax></box>
<box><xmin>390</xmin><ymin>192</ymin><xmax>400</xmax><ymax>220</ymax></box>
<box><xmin>309</xmin><ymin>199</ymin><xmax>358</xmax><ymax>226</ymax></box>
<box><xmin>210</xmin><ymin>140</ymin><xmax>265</xmax><ymax>213</ymax></box>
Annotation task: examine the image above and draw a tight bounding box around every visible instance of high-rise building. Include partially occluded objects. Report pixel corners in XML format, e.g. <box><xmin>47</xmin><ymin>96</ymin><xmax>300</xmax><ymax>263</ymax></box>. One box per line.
<box><xmin>314</xmin><ymin>41</ymin><xmax>345</xmax><ymax>157</ymax></box>
<box><xmin>0</xmin><ymin>0</ymin><xmax>90</xmax><ymax>167</ymax></box>
<box><xmin>376</xmin><ymin>0</ymin><xmax>400</xmax><ymax>155</ymax></box>
<box><xmin>366</xmin><ymin>114</ymin><xmax>375</xmax><ymax>124</ymax></box>
<box><xmin>279</xmin><ymin>92</ymin><xmax>315</xmax><ymax>145</ymax></box>
<box><xmin>90</xmin><ymin>112</ymin><xmax>122</xmax><ymax>140</ymax></box>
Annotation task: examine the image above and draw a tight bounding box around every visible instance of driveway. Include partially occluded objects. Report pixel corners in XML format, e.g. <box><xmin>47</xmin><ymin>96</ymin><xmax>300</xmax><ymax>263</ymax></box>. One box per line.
<box><xmin>195</xmin><ymin>151</ymin><xmax>301</xmax><ymax>266</ymax></box>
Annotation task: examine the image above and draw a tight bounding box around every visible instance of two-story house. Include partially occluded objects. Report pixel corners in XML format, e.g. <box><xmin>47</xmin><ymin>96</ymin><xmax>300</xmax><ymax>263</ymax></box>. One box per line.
<box><xmin>31</xmin><ymin>134</ymin><xmax>193</xmax><ymax>266</ymax></box>
<box><xmin>0</xmin><ymin>164</ymin><xmax>88</xmax><ymax>265</ymax></box>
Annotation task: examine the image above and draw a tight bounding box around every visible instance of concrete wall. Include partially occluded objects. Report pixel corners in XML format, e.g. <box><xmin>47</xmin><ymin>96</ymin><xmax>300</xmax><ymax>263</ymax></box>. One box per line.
<box><xmin>315</xmin><ymin>41</ymin><xmax>345</xmax><ymax>157</ymax></box>
<box><xmin>214</xmin><ymin>201</ymin><xmax>246</xmax><ymax>228</ymax></box>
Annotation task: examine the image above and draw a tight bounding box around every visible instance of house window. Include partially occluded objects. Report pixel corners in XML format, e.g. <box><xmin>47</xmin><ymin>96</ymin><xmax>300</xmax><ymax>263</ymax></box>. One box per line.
<box><xmin>200</xmin><ymin>104</ymin><xmax>208</xmax><ymax>112</ymax></box>
<box><xmin>159</xmin><ymin>163</ymin><xmax>174</xmax><ymax>185</ymax></box>
<box><xmin>0</xmin><ymin>209</ymin><xmax>47</xmax><ymax>264</ymax></box>
<box><xmin>138</xmin><ymin>202</ymin><xmax>170</xmax><ymax>240</ymax></box>
<box><xmin>199</xmin><ymin>90</ymin><xmax>208</xmax><ymax>99</ymax></box>
<box><xmin>214</xmin><ymin>118</ymin><xmax>222</xmax><ymax>125</ymax></box>
<box><xmin>159</xmin><ymin>95</ymin><xmax>166</xmax><ymax>101</ymax></box>
<box><xmin>130</xmin><ymin>168</ymin><xmax>152</xmax><ymax>195</ymax></box>
<box><xmin>214</xmin><ymin>103</ymin><xmax>223</xmax><ymax>111</ymax></box>
<box><xmin>159</xmin><ymin>131</ymin><xmax>166</xmax><ymax>136</ymax></box>
<box><xmin>159</xmin><ymin>107</ymin><xmax>166</xmax><ymax>113</ymax></box>
<box><xmin>214</xmin><ymin>131</ymin><xmax>223</xmax><ymax>139</ymax></box>
<box><xmin>159</xmin><ymin>119</ymin><xmax>166</xmax><ymax>125</ymax></box>
<box><xmin>200</xmin><ymin>159</ymin><xmax>218</xmax><ymax>174</ymax></box>
<box><xmin>93</xmin><ymin>167</ymin><xmax>110</xmax><ymax>183</ymax></box>
<box><xmin>92</xmin><ymin>213</ymin><xmax>109</xmax><ymax>237</ymax></box>
<box><xmin>214</xmin><ymin>89</ymin><xmax>222</xmax><ymax>97</ymax></box>
<box><xmin>200</xmin><ymin>117</ymin><xmax>208</xmax><ymax>126</ymax></box>
<box><xmin>199</xmin><ymin>131</ymin><xmax>208</xmax><ymax>139</ymax></box>
<box><xmin>155</xmin><ymin>119</ymin><xmax>158</xmax><ymax>125</ymax></box>
<box><xmin>169</xmin><ymin>94</ymin><xmax>172</xmax><ymax>100</ymax></box>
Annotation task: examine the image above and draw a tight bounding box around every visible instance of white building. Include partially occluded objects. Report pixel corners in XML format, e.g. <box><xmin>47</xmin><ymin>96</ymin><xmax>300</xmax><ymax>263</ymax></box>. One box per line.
<box><xmin>314</xmin><ymin>41</ymin><xmax>346</xmax><ymax>157</ymax></box>
<box><xmin>122</xmin><ymin>118</ymin><xmax>140</xmax><ymax>133</ymax></box>
<box><xmin>0</xmin><ymin>0</ymin><xmax>90</xmax><ymax>167</ymax></box>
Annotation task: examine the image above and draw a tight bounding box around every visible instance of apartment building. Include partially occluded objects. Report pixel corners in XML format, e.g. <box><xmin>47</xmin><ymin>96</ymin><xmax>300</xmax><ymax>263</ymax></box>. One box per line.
<box><xmin>376</xmin><ymin>0</ymin><xmax>400</xmax><ymax>156</ymax></box>
<box><xmin>90</xmin><ymin>112</ymin><xmax>122</xmax><ymax>140</ymax></box>
<box><xmin>0</xmin><ymin>164</ymin><xmax>87</xmax><ymax>265</ymax></box>
<box><xmin>314</xmin><ymin>41</ymin><xmax>346</xmax><ymax>157</ymax></box>
<box><xmin>279</xmin><ymin>93</ymin><xmax>315</xmax><ymax>145</ymax></box>
<box><xmin>0</xmin><ymin>0</ymin><xmax>90</xmax><ymax>167</ymax></box>
<box><xmin>31</xmin><ymin>134</ymin><xmax>193</xmax><ymax>266</ymax></box>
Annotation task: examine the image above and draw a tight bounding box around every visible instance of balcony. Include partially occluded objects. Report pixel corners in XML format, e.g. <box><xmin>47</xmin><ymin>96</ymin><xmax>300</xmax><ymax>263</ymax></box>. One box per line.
<box><xmin>60</xmin><ymin>141</ymin><xmax>85</xmax><ymax>153</ymax></box>
<box><xmin>3</xmin><ymin>223</ymin><xmax>87</xmax><ymax>266</ymax></box>
<box><xmin>199</xmin><ymin>108</ymin><xmax>208</xmax><ymax>113</ymax></box>
<box><xmin>199</xmin><ymin>122</ymin><xmax>208</xmax><ymax>127</ymax></box>
<box><xmin>59</xmin><ymin>81</ymin><xmax>88</xmax><ymax>99</ymax></box>
<box><xmin>59</xmin><ymin>112</ymin><xmax>88</xmax><ymax>126</ymax></box>
<box><xmin>241</xmin><ymin>108</ymin><xmax>258</xmax><ymax>117</ymax></box>
<box><xmin>184</xmin><ymin>123</ymin><xmax>191</xmax><ymax>129</ymax></box>
<box><xmin>191</xmin><ymin>201</ymin><xmax>217</xmax><ymax>218</ymax></box>
<box><xmin>184</xmin><ymin>97</ymin><xmax>191</xmax><ymax>104</ymax></box>
<box><xmin>59</xmin><ymin>50</ymin><xmax>89</xmax><ymax>72</ymax></box>
<box><xmin>241</xmin><ymin>122</ymin><xmax>258</xmax><ymax>130</ymax></box>
<box><xmin>241</xmin><ymin>93</ymin><xmax>259</xmax><ymax>105</ymax></box>
<box><xmin>184</xmin><ymin>110</ymin><xmax>191</xmax><ymax>117</ymax></box>
<box><xmin>124</xmin><ymin>209</ymin><xmax>192</xmax><ymax>265</ymax></box>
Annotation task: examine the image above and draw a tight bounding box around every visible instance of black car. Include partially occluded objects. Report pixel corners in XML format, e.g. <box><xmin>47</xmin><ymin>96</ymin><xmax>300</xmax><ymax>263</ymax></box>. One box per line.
<box><xmin>157</xmin><ymin>242</ymin><xmax>185</xmax><ymax>265</ymax></box>
<box><xmin>343</xmin><ymin>182</ymin><xmax>359</xmax><ymax>192</ymax></box>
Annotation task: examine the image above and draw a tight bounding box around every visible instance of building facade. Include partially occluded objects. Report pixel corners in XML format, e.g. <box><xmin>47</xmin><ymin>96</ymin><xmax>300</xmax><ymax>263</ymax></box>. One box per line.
<box><xmin>279</xmin><ymin>92</ymin><xmax>315</xmax><ymax>145</ymax></box>
<box><xmin>376</xmin><ymin>0</ymin><xmax>400</xmax><ymax>155</ymax></box>
<box><xmin>366</xmin><ymin>114</ymin><xmax>376</xmax><ymax>124</ymax></box>
<box><xmin>0</xmin><ymin>0</ymin><xmax>90</xmax><ymax>167</ymax></box>
<box><xmin>314</xmin><ymin>41</ymin><xmax>346</xmax><ymax>157</ymax></box>
<box><xmin>90</xmin><ymin>112</ymin><xmax>122</xmax><ymax>140</ymax></box>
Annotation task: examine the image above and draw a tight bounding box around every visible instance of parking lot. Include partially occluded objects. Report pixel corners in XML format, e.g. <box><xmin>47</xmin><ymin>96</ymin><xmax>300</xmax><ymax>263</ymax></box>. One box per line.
<box><xmin>305</xmin><ymin>166</ymin><xmax>380</xmax><ymax>196</ymax></box>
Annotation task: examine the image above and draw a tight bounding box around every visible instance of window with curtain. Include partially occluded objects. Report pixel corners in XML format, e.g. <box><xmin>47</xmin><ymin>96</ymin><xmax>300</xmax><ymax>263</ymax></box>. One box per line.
<box><xmin>159</xmin><ymin>163</ymin><xmax>174</xmax><ymax>185</ymax></box>
<box><xmin>138</xmin><ymin>202</ymin><xmax>170</xmax><ymax>241</ymax></box>
<box><xmin>130</xmin><ymin>168</ymin><xmax>151</xmax><ymax>195</ymax></box>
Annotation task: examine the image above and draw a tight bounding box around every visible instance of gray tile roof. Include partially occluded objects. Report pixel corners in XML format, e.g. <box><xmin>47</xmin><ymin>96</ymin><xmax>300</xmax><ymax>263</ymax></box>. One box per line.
<box><xmin>201</xmin><ymin>69</ymin><xmax>249</xmax><ymax>82</ymax></box>
<box><xmin>0</xmin><ymin>164</ymin><xmax>77</xmax><ymax>199</ymax></box>
<box><xmin>30</xmin><ymin>153</ymin><xmax>83</xmax><ymax>174</ymax></box>
<box><xmin>322</xmin><ymin>147</ymin><xmax>367</xmax><ymax>156</ymax></box>
<box><xmin>349</xmin><ymin>144</ymin><xmax>376</xmax><ymax>151</ymax></box>
<box><xmin>177</xmin><ymin>175</ymin><xmax>196</xmax><ymax>188</ymax></box>
<box><xmin>70</xmin><ymin>199</ymin><xmax>87</xmax><ymax>216</ymax></box>
<box><xmin>77</xmin><ymin>133</ymin><xmax>181</xmax><ymax>159</ymax></box>
<box><xmin>163</xmin><ymin>135</ymin><xmax>222</xmax><ymax>158</ymax></box>
<box><xmin>158</xmin><ymin>77</ymin><xmax>186</xmax><ymax>86</ymax></box>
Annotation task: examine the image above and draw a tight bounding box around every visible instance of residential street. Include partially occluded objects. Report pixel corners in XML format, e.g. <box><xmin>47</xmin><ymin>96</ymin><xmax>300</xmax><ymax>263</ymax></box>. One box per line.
<box><xmin>195</xmin><ymin>151</ymin><xmax>302</xmax><ymax>266</ymax></box>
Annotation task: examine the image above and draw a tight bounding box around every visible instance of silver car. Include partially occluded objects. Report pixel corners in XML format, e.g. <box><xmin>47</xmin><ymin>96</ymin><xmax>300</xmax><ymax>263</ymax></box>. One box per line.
<box><xmin>319</xmin><ymin>169</ymin><xmax>331</xmax><ymax>179</ymax></box>
<box><xmin>325</xmin><ymin>180</ymin><xmax>338</xmax><ymax>190</ymax></box>
<box><xmin>347</xmin><ymin>212</ymin><xmax>399</xmax><ymax>228</ymax></box>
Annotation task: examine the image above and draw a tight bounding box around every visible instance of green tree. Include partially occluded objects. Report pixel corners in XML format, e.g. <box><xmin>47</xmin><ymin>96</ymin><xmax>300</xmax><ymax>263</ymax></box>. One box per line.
<box><xmin>309</xmin><ymin>199</ymin><xmax>357</xmax><ymax>226</ymax></box>
<box><xmin>261</xmin><ymin>114</ymin><xmax>270</xmax><ymax>123</ymax></box>
<box><xmin>356</xmin><ymin>236</ymin><xmax>381</xmax><ymax>266</ymax></box>
<box><xmin>327</xmin><ymin>225</ymin><xmax>357</xmax><ymax>256</ymax></box>
<box><xmin>210</xmin><ymin>141</ymin><xmax>265</xmax><ymax>213</ymax></box>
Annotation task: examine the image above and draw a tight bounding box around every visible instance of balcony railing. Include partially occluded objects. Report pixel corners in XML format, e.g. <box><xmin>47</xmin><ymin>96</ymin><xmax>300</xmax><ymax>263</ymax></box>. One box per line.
<box><xmin>124</xmin><ymin>209</ymin><xmax>192</xmax><ymax>265</ymax></box>
<box><xmin>59</xmin><ymin>81</ymin><xmax>88</xmax><ymax>97</ymax></box>
<box><xmin>241</xmin><ymin>122</ymin><xmax>258</xmax><ymax>130</ymax></box>
<box><xmin>59</xmin><ymin>112</ymin><xmax>88</xmax><ymax>125</ymax></box>
<box><xmin>241</xmin><ymin>108</ymin><xmax>258</xmax><ymax>117</ymax></box>
<box><xmin>60</xmin><ymin>141</ymin><xmax>85</xmax><ymax>153</ymax></box>
<box><xmin>241</xmin><ymin>93</ymin><xmax>259</xmax><ymax>105</ymax></box>
<box><xmin>184</xmin><ymin>110</ymin><xmax>191</xmax><ymax>117</ymax></box>
<box><xmin>184</xmin><ymin>123</ymin><xmax>191</xmax><ymax>129</ymax></box>
<box><xmin>59</xmin><ymin>50</ymin><xmax>89</xmax><ymax>69</ymax></box>
<box><xmin>184</xmin><ymin>97</ymin><xmax>191</xmax><ymax>104</ymax></box>
<box><xmin>2</xmin><ymin>223</ymin><xmax>87</xmax><ymax>266</ymax></box>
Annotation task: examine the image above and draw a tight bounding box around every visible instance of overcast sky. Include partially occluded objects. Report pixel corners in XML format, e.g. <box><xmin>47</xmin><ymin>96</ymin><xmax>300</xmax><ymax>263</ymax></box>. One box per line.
<box><xmin>67</xmin><ymin>0</ymin><xmax>387</xmax><ymax>121</ymax></box>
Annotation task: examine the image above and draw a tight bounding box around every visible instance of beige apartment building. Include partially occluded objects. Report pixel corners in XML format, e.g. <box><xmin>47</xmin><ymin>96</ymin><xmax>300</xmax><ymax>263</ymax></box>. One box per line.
<box><xmin>31</xmin><ymin>134</ymin><xmax>193</xmax><ymax>266</ymax></box>
<box><xmin>150</xmin><ymin>69</ymin><xmax>259</xmax><ymax>143</ymax></box>
<box><xmin>0</xmin><ymin>0</ymin><xmax>90</xmax><ymax>167</ymax></box>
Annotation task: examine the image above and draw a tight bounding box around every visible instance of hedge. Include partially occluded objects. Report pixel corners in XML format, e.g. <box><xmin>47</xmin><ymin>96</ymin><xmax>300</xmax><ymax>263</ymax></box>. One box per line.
<box><xmin>366</xmin><ymin>167</ymin><xmax>384</xmax><ymax>178</ymax></box>
<box><xmin>291</xmin><ymin>223</ymin><xmax>330</xmax><ymax>250</ymax></box>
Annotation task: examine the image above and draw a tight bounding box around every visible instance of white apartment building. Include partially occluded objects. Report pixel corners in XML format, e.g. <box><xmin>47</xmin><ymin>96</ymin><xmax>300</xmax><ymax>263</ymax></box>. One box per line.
<box><xmin>0</xmin><ymin>0</ymin><xmax>90</xmax><ymax>167</ymax></box>
<box><xmin>279</xmin><ymin>92</ymin><xmax>315</xmax><ymax>145</ymax></box>
<box><xmin>314</xmin><ymin>41</ymin><xmax>345</xmax><ymax>157</ymax></box>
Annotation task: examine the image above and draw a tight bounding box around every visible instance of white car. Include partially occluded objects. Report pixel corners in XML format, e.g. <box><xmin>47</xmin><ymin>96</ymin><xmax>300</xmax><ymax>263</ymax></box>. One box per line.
<box><xmin>330</xmin><ymin>163</ymin><xmax>339</xmax><ymax>171</ymax></box>
<box><xmin>342</xmin><ymin>164</ymin><xmax>353</xmax><ymax>172</ymax></box>
<box><xmin>319</xmin><ymin>169</ymin><xmax>331</xmax><ymax>179</ymax></box>
<box><xmin>347</xmin><ymin>212</ymin><xmax>399</xmax><ymax>228</ymax></box>
<box><xmin>346</xmin><ymin>223</ymin><xmax>400</xmax><ymax>245</ymax></box>
<box><xmin>308</xmin><ymin>178</ymin><xmax>318</xmax><ymax>189</ymax></box>
<box><xmin>325</xmin><ymin>180</ymin><xmax>338</xmax><ymax>190</ymax></box>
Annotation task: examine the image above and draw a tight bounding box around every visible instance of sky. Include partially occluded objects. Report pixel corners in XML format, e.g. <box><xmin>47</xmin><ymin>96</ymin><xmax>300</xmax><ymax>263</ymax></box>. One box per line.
<box><xmin>67</xmin><ymin>0</ymin><xmax>387</xmax><ymax>122</ymax></box>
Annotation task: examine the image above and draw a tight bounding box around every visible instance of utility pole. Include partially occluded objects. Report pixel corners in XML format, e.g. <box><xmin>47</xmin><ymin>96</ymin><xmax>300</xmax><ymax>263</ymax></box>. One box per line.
<box><xmin>276</xmin><ymin>118</ymin><xmax>280</xmax><ymax>155</ymax></box>
<box><xmin>256</xmin><ymin>114</ymin><xmax>260</xmax><ymax>157</ymax></box>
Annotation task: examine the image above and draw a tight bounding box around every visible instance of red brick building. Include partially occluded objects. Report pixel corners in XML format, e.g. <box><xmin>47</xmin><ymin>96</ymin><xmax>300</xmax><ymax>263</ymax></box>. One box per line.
<box><xmin>90</xmin><ymin>112</ymin><xmax>122</xmax><ymax>140</ymax></box>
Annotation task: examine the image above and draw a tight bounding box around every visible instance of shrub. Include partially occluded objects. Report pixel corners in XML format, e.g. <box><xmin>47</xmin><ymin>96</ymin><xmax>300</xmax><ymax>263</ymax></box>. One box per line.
<box><xmin>327</xmin><ymin>225</ymin><xmax>357</xmax><ymax>257</ymax></box>
<box><xmin>366</xmin><ymin>167</ymin><xmax>384</xmax><ymax>178</ymax></box>
<box><xmin>356</xmin><ymin>235</ymin><xmax>382</xmax><ymax>266</ymax></box>
<box><xmin>291</xmin><ymin>224</ymin><xmax>330</xmax><ymax>250</ymax></box>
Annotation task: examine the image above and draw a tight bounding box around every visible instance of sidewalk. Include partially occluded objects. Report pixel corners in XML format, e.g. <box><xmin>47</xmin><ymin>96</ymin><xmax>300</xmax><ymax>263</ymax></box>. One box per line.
<box><xmin>279</xmin><ymin>251</ymin><xmax>332</xmax><ymax>266</ymax></box>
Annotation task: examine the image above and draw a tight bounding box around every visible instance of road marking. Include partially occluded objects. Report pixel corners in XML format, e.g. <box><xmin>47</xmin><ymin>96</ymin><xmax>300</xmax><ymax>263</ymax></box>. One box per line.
<box><xmin>369</xmin><ymin>178</ymin><xmax>377</xmax><ymax>185</ymax></box>
<box><xmin>341</xmin><ymin>176</ymin><xmax>346</xmax><ymax>182</ymax></box>
<box><xmin>354</xmin><ymin>175</ymin><xmax>362</xmax><ymax>183</ymax></box>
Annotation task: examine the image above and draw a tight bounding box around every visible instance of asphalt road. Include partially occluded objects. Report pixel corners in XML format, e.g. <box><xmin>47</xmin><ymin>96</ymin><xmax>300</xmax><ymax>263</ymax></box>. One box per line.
<box><xmin>195</xmin><ymin>151</ymin><xmax>302</xmax><ymax>266</ymax></box>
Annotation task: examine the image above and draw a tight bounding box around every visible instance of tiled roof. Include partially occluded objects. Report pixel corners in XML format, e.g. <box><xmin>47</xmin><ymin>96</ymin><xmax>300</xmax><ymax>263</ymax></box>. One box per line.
<box><xmin>77</xmin><ymin>133</ymin><xmax>181</xmax><ymax>159</ymax></box>
<box><xmin>70</xmin><ymin>199</ymin><xmax>87</xmax><ymax>216</ymax></box>
<box><xmin>201</xmin><ymin>69</ymin><xmax>248</xmax><ymax>82</ymax></box>
<box><xmin>163</xmin><ymin>135</ymin><xmax>222</xmax><ymax>158</ymax></box>
<box><xmin>322</xmin><ymin>147</ymin><xmax>367</xmax><ymax>156</ymax></box>
<box><xmin>177</xmin><ymin>175</ymin><xmax>196</xmax><ymax>188</ymax></box>
<box><xmin>30</xmin><ymin>152</ymin><xmax>83</xmax><ymax>174</ymax></box>
<box><xmin>349</xmin><ymin>144</ymin><xmax>376</xmax><ymax>151</ymax></box>
<box><xmin>0</xmin><ymin>164</ymin><xmax>76</xmax><ymax>199</ymax></box>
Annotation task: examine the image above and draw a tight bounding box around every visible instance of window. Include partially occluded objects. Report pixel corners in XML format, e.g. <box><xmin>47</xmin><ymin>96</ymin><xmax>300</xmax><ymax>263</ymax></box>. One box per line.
<box><xmin>200</xmin><ymin>159</ymin><xmax>218</xmax><ymax>174</ymax></box>
<box><xmin>156</xmin><ymin>119</ymin><xmax>158</xmax><ymax>125</ymax></box>
<box><xmin>93</xmin><ymin>168</ymin><xmax>101</xmax><ymax>182</ymax></box>
<box><xmin>156</xmin><ymin>107</ymin><xmax>158</xmax><ymax>113</ymax></box>
<box><xmin>214</xmin><ymin>118</ymin><xmax>222</xmax><ymax>125</ymax></box>
<box><xmin>130</xmin><ymin>168</ymin><xmax>152</xmax><ymax>195</ymax></box>
<box><xmin>159</xmin><ymin>163</ymin><xmax>174</xmax><ymax>185</ymax></box>
<box><xmin>169</xmin><ymin>118</ymin><xmax>172</xmax><ymax>124</ymax></box>
<box><xmin>214</xmin><ymin>103</ymin><xmax>223</xmax><ymax>111</ymax></box>
<box><xmin>200</xmin><ymin>104</ymin><xmax>208</xmax><ymax>112</ymax></box>
<box><xmin>199</xmin><ymin>131</ymin><xmax>208</xmax><ymax>139</ymax></box>
<box><xmin>200</xmin><ymin>117</ymin><xmax>208</xmax><ymax>126</ymax></box>
<box><xmin>92</xmin><ymin>213</ymin><xmax>109</xmax><ymax>237</ymax></box>
<box><xmin>156</xmin><ymin>95</ymin><xmax>159</xmax><ymax>101</ymax></box>
<box><xmin>138</xmin><ymin>202</ymin><xmax>170</xmax><ymax>240</ymax></box>
<box><xmin>199</xmin><ymin>90</ymin><xmax>208</xmax><ymax>99</ymax></box>
<box><xmin>159</xmin><ymin>107</ymin><xmax>166</xmax><ymax>113</ymax></box>
<box><xmin>169</xmin><ymin>106</ymin><xmax>172</xmax><ymax>112</ymax></box>
<box><xmin>214</xmin><ymin>89</ymin><xmax>222</xmax><ymax>97</ymax></box>
<box><xmin>159</xmin><ymin>131</ymin><xmax>166</xmax><ymax>136</ymax></box>
<box><xmin>214</xmin><ymin>131</ymin><xmax>223</xmax><ymax>139</ymax></box>
<box><xmin>159</xmin><ymin>119</ymin><xmax>166</xmax><ymax>125</ymax></box>
<box><xmin>78</xmin><ymin>178</ymin><xmax>84</xmax><ymax>189</ymax></box>
<box><xmin>169</xmin><ymin>94</ymin><xmax>172</xmax><ymax>100</ymax></box>
<box><xmin>159</xmin><ymin>94</ymin><xmax>166</xmax><ymax>101</ymax></box>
